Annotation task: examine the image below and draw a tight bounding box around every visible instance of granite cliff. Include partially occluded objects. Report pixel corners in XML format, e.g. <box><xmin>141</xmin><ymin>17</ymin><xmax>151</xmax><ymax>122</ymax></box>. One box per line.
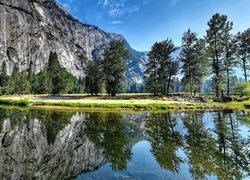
<box><xmin>0</xmin><ymin>0</ymin><xmax>147</xmax><ymax>83</ymax></box>
<box><xmin>0</xmin><ymin>109</ymin><xmax>146</xmax><ymax>179</ymax></box>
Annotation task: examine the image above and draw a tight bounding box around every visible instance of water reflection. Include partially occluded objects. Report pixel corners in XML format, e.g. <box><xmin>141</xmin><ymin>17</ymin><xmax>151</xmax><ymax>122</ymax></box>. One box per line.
<box><xmin>145</xmin><ymin>111</ymin><xmax>250</xmax><ymax>179</ymax></box>
<box><xmin>145</xmin><ymin>112</ymin><xmax>184</xmax><ymax>173</ymax></box>
<box><xmin>0</xmin><ymin>107</ymin><xmax>249</xmax><ymax>179</ymax></box>
<box><xmin>84</xmin><ymin>113</ymin><xmax>132</xmax><ymax>171</ymax></box>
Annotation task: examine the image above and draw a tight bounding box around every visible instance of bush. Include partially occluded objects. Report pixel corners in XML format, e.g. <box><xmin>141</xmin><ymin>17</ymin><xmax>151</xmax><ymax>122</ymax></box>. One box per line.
<box><xmin>235</xmin><ymin>82</ymin><xmax>250</xmax><ymax>97</ymax></box>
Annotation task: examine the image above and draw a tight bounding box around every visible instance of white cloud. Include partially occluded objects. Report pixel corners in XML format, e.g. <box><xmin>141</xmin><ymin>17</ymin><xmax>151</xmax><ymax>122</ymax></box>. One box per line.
<box><xmin>98</xmin><ymin>0</ymin><xmax>109</xmax><ymax>7</ymax></box>
<box><xmin>97</xmin><ymin>0</ymin><xmax>140</xmax><ymax>19</ymax></box>
<box><xmin>109</xmin><ymin>20</ymin><xmax>123</xmax><ymax>24</ymax></box>
<box><xmin>108</xmin><ymin>8</ymin><xmax>124</xmax><ymax>18</ymax></box>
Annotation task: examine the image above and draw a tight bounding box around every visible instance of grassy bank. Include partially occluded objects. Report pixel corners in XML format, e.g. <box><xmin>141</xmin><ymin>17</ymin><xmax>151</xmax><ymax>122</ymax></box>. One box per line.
<box><xmin>0</xmin><ymin>98</ymin><xmax>29</xmax><ymax>107</ymax></box>
<box><xmin>1</xmin><ymin>96</ymin><xmax>250</xmax><ymax>111</ymax></box>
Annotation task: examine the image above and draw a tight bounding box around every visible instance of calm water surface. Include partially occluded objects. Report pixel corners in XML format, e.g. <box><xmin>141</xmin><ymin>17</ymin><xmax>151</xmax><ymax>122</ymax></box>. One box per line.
<box><xmin>0</xmin><ymin>107</ymin><xmax>249</xmax><ymax>179</ymax></box>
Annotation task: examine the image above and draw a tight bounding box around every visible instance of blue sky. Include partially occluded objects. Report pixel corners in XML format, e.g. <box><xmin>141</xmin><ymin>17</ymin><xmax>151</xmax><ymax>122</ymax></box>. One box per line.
<box><xmin>56</xmin><ymin>0</ymin><xmax>250</xmax><ymax>52</ymax></box>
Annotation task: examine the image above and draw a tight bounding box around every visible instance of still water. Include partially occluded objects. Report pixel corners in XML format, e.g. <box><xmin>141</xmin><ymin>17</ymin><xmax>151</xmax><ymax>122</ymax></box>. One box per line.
<box><xmin>0</xmin><ymin>107</ymin><xmax>249</xmax><ymax>179</ymax></box>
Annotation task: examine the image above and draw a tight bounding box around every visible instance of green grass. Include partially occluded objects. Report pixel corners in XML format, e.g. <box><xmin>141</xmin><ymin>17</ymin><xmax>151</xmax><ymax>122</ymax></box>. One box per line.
<box><xmin>1</xmin><ymin>95</ymin><xmax>250</xmax><ymax>111</ymax></box>
<box><xmin>30</xmin><ymin>101</ymin><xmax>212</xmax><ymax>111</ymax></box>
<box><xmin>0</xmin><ymin>99</ymin><xmax>29</xmax><ymax>107</ymax></box>
<box><xmin>31</xmin><ymin>101</ymin><xmax>171</xmax><ymax>110</ymax></box>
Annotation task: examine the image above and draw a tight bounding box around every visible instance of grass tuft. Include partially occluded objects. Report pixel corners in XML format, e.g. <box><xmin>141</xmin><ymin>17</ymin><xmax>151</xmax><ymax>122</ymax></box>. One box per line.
<box><xmin>0</xmin><ymin>99</ymin><xmax>29</xmax><ymax>107</ymax></box>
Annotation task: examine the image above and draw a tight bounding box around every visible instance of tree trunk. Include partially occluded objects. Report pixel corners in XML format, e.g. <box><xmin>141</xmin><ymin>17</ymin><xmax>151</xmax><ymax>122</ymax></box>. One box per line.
<box><xmin>215</xmin><ymin>56</ymin><xmax>220</xmax><ymax>97</ymax></box>
<box><xmin>227</xmin><ymin>66</ymin><xmax>230</xmax><ymax>96</ymax></box>
<box><xmin>166</xmin><ymin>75</ymin><xmax>172</xmax><ymax>96</ymax></box>
<box><xmin>243</xmin><ymin>57</ymin><xmax>247</xmax><ymax>82</ymax></box>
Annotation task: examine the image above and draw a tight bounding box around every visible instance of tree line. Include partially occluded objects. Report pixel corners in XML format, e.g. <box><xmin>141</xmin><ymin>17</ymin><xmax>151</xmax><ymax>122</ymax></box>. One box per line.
<box><xmin>0</xmin><ymin>52</ymin><xmax>75</xmax><ymax>95</ymax></box>
<box><xmin>145</xmin><ymin>13</ymin><xmax>250</xmax><ymax>97</ymax></box>
<box><xmin>0</xmin><ymin>41</ymin><xmax>129</xmax><ymax>96</ymax></box>
<box><xmin>0</xmin><ymin>13</ymin><xmax>249</xmax><ymax>97</ymax></box>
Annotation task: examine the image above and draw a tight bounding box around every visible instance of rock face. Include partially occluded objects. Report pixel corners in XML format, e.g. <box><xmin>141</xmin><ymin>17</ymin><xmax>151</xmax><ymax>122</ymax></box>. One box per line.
<box><xmin>0</xmin><ymin>113</ymin><xmax>106</xmax><ymax>180</ymax></box>
<box><xmin>0</xmin><ymin>0</ymin><xmax>147</xmax><ymax>82</ymax></box>
<box><xmin>0</xmin><ymin>109</ymin><xmax>146</xmax><ymax>179</ymax></box>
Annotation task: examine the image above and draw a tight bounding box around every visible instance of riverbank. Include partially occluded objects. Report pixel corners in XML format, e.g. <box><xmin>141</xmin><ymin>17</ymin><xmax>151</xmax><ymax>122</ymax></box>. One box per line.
<box><xmin>0</xmin><ymin>94</ymin><xmax>250</xmax><ymax>111</ymax></box>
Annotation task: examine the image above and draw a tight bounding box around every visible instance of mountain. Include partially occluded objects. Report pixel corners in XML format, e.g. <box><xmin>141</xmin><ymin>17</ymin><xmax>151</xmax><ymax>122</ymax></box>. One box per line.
<box><xmin>0</xmin><ymin>108</ymin><xmax>146</xmax><ymax>179</ymax></box>
<box><xmin>0</xmin><ymin>0</ymin><xmax>147</xmax><ymax>83</ymax></box>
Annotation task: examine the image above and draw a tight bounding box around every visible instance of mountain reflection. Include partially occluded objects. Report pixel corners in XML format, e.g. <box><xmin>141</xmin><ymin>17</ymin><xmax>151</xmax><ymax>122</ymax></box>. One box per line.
<box><xmin>0</xmin><ymin>107</ymin><xmax>249</xmax><ymax>179</ymax></box>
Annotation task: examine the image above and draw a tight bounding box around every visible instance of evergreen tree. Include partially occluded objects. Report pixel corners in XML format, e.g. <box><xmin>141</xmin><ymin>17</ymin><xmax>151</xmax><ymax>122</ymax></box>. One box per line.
<box><xmin>180</xmin><ymin>29</ymin><xmax>207</xmax><ymax>96</ymax></box>
<box><xmin>31</xmin><ymin>71</ymin><xmax>50</xmax><ymax>94</ymax></box>
<box><xmin>16</xmin><ymin>71</ymin><xmax>31</xmax><ymax>94</ymax></box>
<box><xmin>102</xmin><ymin>40</ymin><xmax>129</xmax><ymax>96</ymax></box>
<box><xmin>47</xmin><ymin>52</ymin><xmax>74</xmax><ymax>94</ymax></box>
<box><xmin>158</xmin><ymin>39</ymin><xmax>179</xmax><ymax>96</ymax></box>
<box><xmin>145</xmin><ymin>42</ymin><xmax>161</xmax><ymax>96</ymax></box>
<box><xmin>224</xmin><ymin>34</ymin><xmax>236</xmax><ymax>95</ymax></box>
<box><xmin>85</xmin><ymin>59</ymin><xmax>103</xmax><ymax>95</ymax></box>
<box><xmin>0</xmin><ymin>61</ymin><xmax>9</xmax><ymax>95</ymax></box>
<box><xmin>9</xmin><ymin>64</ymin><xmax>20</xmax><ymax>94</ymax></box>
<box><xmin>206</xmin><ymin>13</ymin><xmax>233</xmax><ymax>97</ymax></box>
<box><xmin>235</xmin><ymin>28</ymin><xmax>250</xmax><ymax>82</ymax></box>
<box><xmin>145</xmin><ymin>39</ymin><xmax>179</xmax><ymax>96</ymax></box>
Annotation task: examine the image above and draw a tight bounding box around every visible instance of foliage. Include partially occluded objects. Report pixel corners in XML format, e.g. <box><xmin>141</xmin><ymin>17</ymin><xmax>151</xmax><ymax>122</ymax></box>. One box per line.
<box><xmin>85</xmin><ymin>59</ymin><xmax>103</xmax><ymax>95</ymax></box>
<box><xmin>102</xmin><ymin>40</ymin><xmax>129</xmax><ymax>96</ymax></box>
<box><xmin>235</xmin><ymin>82</ymin><xmax>250</xmax><ymax>96</ymax></box>
<box><xmin>235</xmin><ymin>28</ymin><xmax>250</xmax><ymax>82</ymax></box>
<box><xmin>120</xmin><ymin>79</ymin><xmax>144</xmax><ymax>93</ymax></box>
<box><xmin>180</xmin><ymin>29</ymin><xmax>208</xmax><ymax>96</ymax></box>
<box><xmin>72</xmin><ymin>77</ymin><xmax>85</xmax><ymax>94</ymax></box>
<box><xmin>145</xmin><ymin>39</ymin><xmax>179</xmax><ymax>96</ymax></box>
<box><xmin>206</xmin><ymin>13</ymin><xmax>233</xmax><ymax>97</ymax></box>
<box><xmin>85</xmin><ymin>112</ymin><xmax>131</xmax><ymax>170</ymax></box>
<box><xmin>0</xmin><ymin>61</ymin><xmax>10</xmax><ymax>95</ymax></box>
<box><xmin>47</xmin><ymin>52</ymin><xmax>74</xmax><ymax>94</ymax></box>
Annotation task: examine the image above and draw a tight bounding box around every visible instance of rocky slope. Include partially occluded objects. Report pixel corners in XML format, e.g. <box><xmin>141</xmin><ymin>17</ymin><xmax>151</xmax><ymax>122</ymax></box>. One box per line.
<box><xmin>0</xmin><ymin>110</ymin><xmax>146</xmax><ymax>179</ymax></box>
<box><xmin>0</xmin><ymin>0</ymin><xmax>147</xmax><ymax>83</ymax></box>
<box><xmin>0</xmin><ymin>113</ymin><xmax>105</xmax><ymax>179</ymax></box>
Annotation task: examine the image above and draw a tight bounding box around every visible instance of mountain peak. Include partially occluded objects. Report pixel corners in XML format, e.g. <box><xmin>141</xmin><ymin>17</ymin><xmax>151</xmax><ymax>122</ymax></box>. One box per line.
<box><xmin>0</xmin><ymin>0</ymin><xmax>147</xmax><ymax>82</ymax></box>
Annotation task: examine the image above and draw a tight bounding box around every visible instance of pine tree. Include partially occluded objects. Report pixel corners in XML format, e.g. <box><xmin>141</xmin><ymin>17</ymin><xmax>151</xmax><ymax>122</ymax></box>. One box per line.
<box><xmin>85</xmin><ymin>59</ymin><xmax>103</xmax><ymax>95</ymax></box>
<box><xmin>235</xmin><ymin>28</ymin><xmax>250</xmax><ymax>82</ymax></box>
<box><xmin>145</xmin><ymin>39</ymin><xmax>179</xmax><ymax>96</ymax></box>
<box><xmin>16</xmin><ymin>71</ymin><xmax>31</xmax><ymax>94</ymax></box>
<box><xmin>31</xmin><ymin>71</ymin><xmax>50</xmax><ymax>94</ymax></box>
<box><xmin>102</xmin><ymin>41</ymin><xmax>129</xmax><ymax>96</ymax></box>
<box><xmin>0</xmin><ymin>61</ymin><xmax>9</xmax><ymax>94</ymax></box>
<box><xmin>47</xmin><ymin>52</ymin><xmax>74</xmax><ymax>94</ymax></box>
<box><xmin>224</xmin><ymin>34</ymin><xmax>236</xmax><ymax>96</ymax></box>
<box><xmin>206</xmin><ymin>13</ymin><xmax>233</xmax><ymax>97</ymax></box>
<box><xmin>180</xmin><ymin>29</ymin><xmax>208</xmax><ymax>96</ymax></box>
<box><xmin>9</xmin><ymin>64</ymin><xmax>20</xmax><ymax>94</ymax></box>
<box><xmin>145</xmin><ymin>42</ymin><xmax>161</xmax><ymax>96</ymax></box>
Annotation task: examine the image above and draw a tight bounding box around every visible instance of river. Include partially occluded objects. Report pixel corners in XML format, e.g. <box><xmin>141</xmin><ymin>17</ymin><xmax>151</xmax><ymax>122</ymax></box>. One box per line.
<box><xmin>0</xmin><ymin>107</ymin><xmax>249</xmax><ymax>179</ymax></box>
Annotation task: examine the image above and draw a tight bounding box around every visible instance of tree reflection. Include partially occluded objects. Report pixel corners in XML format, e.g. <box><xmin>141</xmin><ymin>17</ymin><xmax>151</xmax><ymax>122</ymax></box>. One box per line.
<box><xmin>145</xmin><ymin>111</ymin><xmax>250</xmax><ymax>179</ymax></box>
<box><xmin>182</xmin><ymin>111</ymin><xmax>216</xmax><ymax>179</ymax></box>
<box><xmin>84</xmin><ymin>112</ymin><xmax>132</xmax><ymax>171</ymax></box>
<box><xmin>212</xmin><ymin>111</ymin><xmax>250</xmax><ymax>179</ymax></box>
<box><xmin>145</xmin><ymin>112</ymin><xmax>184</xmax><ymax>173</ymax></box>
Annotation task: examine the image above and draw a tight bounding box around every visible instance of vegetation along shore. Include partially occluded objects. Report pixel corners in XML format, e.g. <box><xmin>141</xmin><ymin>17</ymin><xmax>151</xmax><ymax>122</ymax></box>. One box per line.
<box><xmin>1</xmin><ymin>94</ymin><xmax>250</xmax><ymax>111</ymax></box>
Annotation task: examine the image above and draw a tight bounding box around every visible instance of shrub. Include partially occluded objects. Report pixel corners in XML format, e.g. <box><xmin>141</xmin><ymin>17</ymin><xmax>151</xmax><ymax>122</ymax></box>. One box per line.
<box><xmin>235</xmin><ymin>82</ymin><xmax>250</xmax><ymax>97</ymax></box>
